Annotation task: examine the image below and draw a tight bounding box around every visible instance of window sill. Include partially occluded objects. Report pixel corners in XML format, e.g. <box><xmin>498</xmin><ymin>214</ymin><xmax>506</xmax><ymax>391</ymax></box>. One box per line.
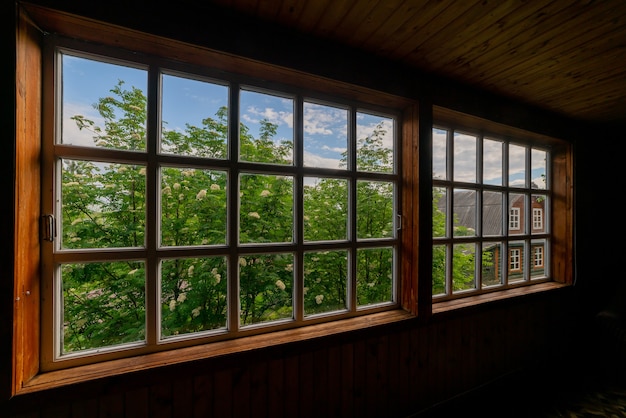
<box><xmin>17</xmin><ymin>309</ymin><xmax>415</xmax><ymax>395</ymax></box>
<box><xmin>432</xmin><ymin>281</ymin><xmax>571</xmax><ymax>315</ymax></box>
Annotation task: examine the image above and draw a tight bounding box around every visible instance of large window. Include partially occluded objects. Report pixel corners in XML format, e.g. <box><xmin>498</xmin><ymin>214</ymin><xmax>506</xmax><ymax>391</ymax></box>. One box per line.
<box><xmin>432</xmin><ymin>125</ymin><xmax>551</xmax><ymax>298</ymax></box>
<box><xmin>40</xmin><ymin>42</ymin><xmax>400</xmax><ymax>369</ymax></box>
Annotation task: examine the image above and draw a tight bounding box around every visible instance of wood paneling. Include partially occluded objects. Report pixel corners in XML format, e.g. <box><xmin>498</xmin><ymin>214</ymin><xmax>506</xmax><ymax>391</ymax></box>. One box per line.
<box><xmin>203</xmin><ymin>0</ymin><xmax>626</xmax><ymax>126</ymax></box>
<box><xmin>5</xmin><ymin>290</ymin><xmax>577</xmax><ymax>418</ymax></box>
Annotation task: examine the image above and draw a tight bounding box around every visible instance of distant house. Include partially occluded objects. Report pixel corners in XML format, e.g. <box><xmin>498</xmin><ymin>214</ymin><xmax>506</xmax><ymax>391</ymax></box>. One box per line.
<box><xmin>438</xmin><ymin>189</ymin><xmax>547</xmax><ymax>285</ymax></box>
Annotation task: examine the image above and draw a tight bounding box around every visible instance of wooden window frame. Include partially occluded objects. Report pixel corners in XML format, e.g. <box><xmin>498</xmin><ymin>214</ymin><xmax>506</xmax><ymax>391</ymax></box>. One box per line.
<box><xmin>11</xmin><ymin>3</ymin><xmax>572</xmax><ymax>397</ymax></box>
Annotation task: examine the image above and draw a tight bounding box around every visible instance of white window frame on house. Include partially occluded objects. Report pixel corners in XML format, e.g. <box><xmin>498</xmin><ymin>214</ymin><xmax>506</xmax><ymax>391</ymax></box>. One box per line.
<box><xmin>510</xmin><ymin>207</ymin><xmax>521</xmax><ymax>230</ymax></box>
<box><xmin>533</xmin><ymin>245</ymin><xmax>544</xmax><ymax>268</ymax></box>
<box><xmin>509</xmin><ymin>248</ymin><xmax>522</xmax><ymax>272</ymax></box>
<box><xmin>533</xmin><ymin>207</ymin><xmax>543</xmax><ymax>230</ymax></box>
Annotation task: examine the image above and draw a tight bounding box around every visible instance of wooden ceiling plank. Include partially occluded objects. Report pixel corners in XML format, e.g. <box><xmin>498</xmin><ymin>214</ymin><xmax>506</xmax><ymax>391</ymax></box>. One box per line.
<box><xmin>308</xmin><ymin>0</ymin><xmax>357</xmax><ymax>39</ymax></box>
<box><xmin>255</xmin><ymin>0</ymin><xmax>285</xmax><ymax>21</ymax></box>
<box><xmin>476</xmin><ymin>3</ymin><xmax>626</xmax><ymax>85</ymax></box>
<box><xmin>391</xmin><ymin>0</ymin><xmax>483</xmax><ymax>60</ymax></box>
<box><xmin>458</xmin><ymin>1</ymin><xmax>614</xmax><ymax>85</ymax></box>
<box><xmin>422</xmin><ymin>0</ymin><xmax>537</xmax><ymax>69</ymax></box>
<box><xmin>345</xmin><ymin>0</ymin><xmax>408</xmax><ymax>48</ymax></box>
<box><xmin>325</xmin><ymin>0</ymin><xmax>382</xmax><ymax>48</ymax></box>
<box><xmin>294</xmin><ymin>0</ymin><xmax>335</xmax><ymax>33</ymax></box>
<box><xmin>374</xmin><ymin>0</ymin><xmax>466</xmax><ymax>58</ymax></box>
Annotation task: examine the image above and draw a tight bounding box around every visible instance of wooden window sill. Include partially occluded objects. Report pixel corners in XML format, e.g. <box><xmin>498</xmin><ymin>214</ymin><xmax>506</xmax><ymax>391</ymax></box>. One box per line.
<box><xmin>432</xmin><ymin>281</ymin><xmax>571</xmax><ymax>315</ymax></box>
<box><xmin>17</xmin><ymin>309</ymin><xmax>415</xmax><ymax>395</ymax></box>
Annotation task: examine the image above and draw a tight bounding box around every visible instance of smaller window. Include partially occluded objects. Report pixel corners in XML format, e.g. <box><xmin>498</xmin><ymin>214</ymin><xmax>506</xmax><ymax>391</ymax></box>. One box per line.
<box><xmin>533</xmin><ymin>208</ymin><xmax>543</xmax><ymax>230</ymax></box>
<box><xmin>510</xmin><ymin>248</ymin><xmax>521</xmax><ymax>272</ymax></box>
<box><xmin>510</xmin><ymin>207</ymin><xmax>521</xmax><ymax>230</ymax></box>
<box><xmin>533</xmin><ymin>246</ymin><xmax>544</xmax><ymax>268</ymax></box>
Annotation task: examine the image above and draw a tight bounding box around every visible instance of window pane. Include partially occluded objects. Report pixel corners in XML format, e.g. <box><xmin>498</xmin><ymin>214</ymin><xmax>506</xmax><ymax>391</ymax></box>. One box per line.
<box><xmin>239</xmin><ymin>90</ymin><xmax>293</xmax><ymax>165</ymax></box>
<box><xmin>303</xmin><ymin>177</ymin><xmax>348</xmax><ymax>241</ymax></box>
<box><xmin>508</xmin><ymin>241</ymin><xmax>525</xmax><ymax>283</ymax></box>
<box><xmin>239</xmin><ymin>253</ymin><xmax>293</xmax><ymax>326</ymax></box>
<box><xmin>453</xmin><ymin>132</ymin><xmax>476</xmax><ymax>183</ymax></box>
<box><xmin>356</xmin><ymin>247</ymin><xmax>393</xmax><ymax>307</ymax></box>
<box><xmin>61</xmin><ymin>54</ymin><xmax>147</xmax><ymax>150</ymax></box>
<box><xmin>160</xmin><ymin>168</ymin><xmax>227</xmax><ymax>246</ymax></box>
<box><xmin>160</xmin><ymin>257</ymin><xmax>227</xmax><ymax>338</ymax></box>
<box><xmin>482</xmin><ymin>242</ymin><xmax>502</xmax><ymax>287</ymax></box>
<box><xmin>357</xmin><ymin>180</ymin><xmax>394</xmax><ymax>239</ymax></box>
<box><xmin>453</xmin><ymin>189</ymin><xmax>477</xmax><ymax>237</ymax></box>
<box><xmin>483</xmin><ymin>138</ymin><xmax>503</xmax><ymax>186</ymax></box>
<box><xmin>432</xmin><ymin>244</ymin><xmax>447</xmax><ymax>296</ymax></box>
<box><xmin>433</xmin><ymin>187</ymin><xmax>447</xmax><ymax>238</ymax></box>
<box><xmin>304</xmin><ymin>250</ymin><xmax>348</xmax><ymax>316</ymax></box>
<box><xmin>356</xmin><ymin>112</ymin><xmax>394</xmax><ymax>173</ymax></box>
<box><xmin>509</xmin><ymin>144</ymin><xmax>526</xmax><ymax>187</ymax></box>
<box><xmin>432</xmin><ymin>128</ymin><xmax>447</xmax><ymax>180</ymax></box>
<box><xmin>60</xmin><ymin>261</ymin><xmax>146</xmax><ymax>355</ymax></box>
<box><xmin>239</xmin><ymin>174</ymin><xmax>294</xmax><ymax>244</ymax></box>
<box><xmin>483</xmin><ymin>191</ymin><xmax>503</xmax><ymax>236</ymax></box>
<box><xmin>61</xmin><ymin>159</ymin><xmax>146</xmax><ymax>249</ymax></box>
<box><xmin>303</xmin><ymin>102</ymin><xmax>348</xmax><ymax>169</ymax></box>
<box><xmin>532</xmin><ymin>148</ymin><xmax>548</xmax><ymax>190</ymax></box>
<box><xmin>161</xmin><ymin>74</ymin><xmax>228</xmax><ymax>158</ymax></box>
<box><xmin>508</xmin><ymin>193</ymin><xmax>525</xmax><ymax>235</ymax></box>
<box><xmin>452</xmin><ymin>243</ymin><xmax>476</xmax><ymax>292</ymax></box>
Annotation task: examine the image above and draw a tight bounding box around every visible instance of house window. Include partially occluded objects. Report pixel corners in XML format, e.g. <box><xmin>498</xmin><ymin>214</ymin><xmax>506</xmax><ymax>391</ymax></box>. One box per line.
<box><xmin>509</xmin><ymin>248</ymin><xmax>522</xmax><ymax>271</ymax></box>
<box><xmin>432</xmin><ymin>120</ymin><xmax>557</xmax><ymax>299</ymax></box>
<box><xmin>533</xmin><ymin>245</ymin><xmax>544</xmax><ymax>268</ymax></box>
<box><xmin>533</xmin><ymin>207</ymin><xmax>543</xmax><ymax>230</ymax></box>
<box><xmin>40</xmin><ymin>39</ymin><xmax>401</xmax><ymax>370</ymax></box>
<box><xmin>509</xmin><ymin>207</ymin><xmax>521</xmax><ymax>230</ymax></box>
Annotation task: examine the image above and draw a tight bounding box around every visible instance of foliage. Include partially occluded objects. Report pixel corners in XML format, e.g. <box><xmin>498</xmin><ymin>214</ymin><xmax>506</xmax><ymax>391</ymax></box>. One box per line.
<box><xmin>60</xmin><ymin>81</ymin><xmax>397</xmax><ymax>352</ymax></box>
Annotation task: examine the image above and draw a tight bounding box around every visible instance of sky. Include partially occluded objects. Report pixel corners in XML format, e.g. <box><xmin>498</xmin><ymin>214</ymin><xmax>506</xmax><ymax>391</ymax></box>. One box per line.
<box><xmin>61</xmin><ymin>53</ymin><xmax>394</xmax><ymax>171</ymax></box>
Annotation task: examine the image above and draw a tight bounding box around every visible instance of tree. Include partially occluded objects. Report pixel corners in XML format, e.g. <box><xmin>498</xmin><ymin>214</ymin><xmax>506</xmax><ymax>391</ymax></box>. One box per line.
<box><xmin>61</xmin><ymin>81</ymin><xmax>399</xmax><ymax>352</ymax></box>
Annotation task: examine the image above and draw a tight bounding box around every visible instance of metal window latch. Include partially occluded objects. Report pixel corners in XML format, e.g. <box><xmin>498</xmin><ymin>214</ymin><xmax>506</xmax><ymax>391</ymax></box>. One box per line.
<box><xmin>41</xmin><ymin>214</ymin><xmax>56</xmax><ymax>242</ymax></box>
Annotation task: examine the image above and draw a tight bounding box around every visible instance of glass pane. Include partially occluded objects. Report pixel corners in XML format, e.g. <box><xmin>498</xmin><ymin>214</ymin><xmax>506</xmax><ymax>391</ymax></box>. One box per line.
<box><xmin>356</xmin><ymin>112</ymin><xmax>394</xmax><ymax>173</ymax></box>
<box><xmin>483</xmin><ymin>138</ymin><xmax>503</xmax><ymax>186</ymax></box>
<box><xmin>508</xmin><ymin>241</ymin><xmax>525</xmax><ymax>283</ymax></box>
<box><xmin>432</xmin><ymin>244</ymin><xmax>447</xmax><ymax>296</ymax></box>
<box><xmin>453</xmin><ymin>132</ymin><xmax>476</xmax><ymax>183</ymax></box>
<box><xmin>303</xmin><ymin>177</ymin><xmax>348</xmax><ymax>241</ymax></box>
<box><xmin>239</xmin><ymin>174</ymin><xmax>294</xmax><ymax>244</ymax></box>
<box><xmin>239</xmin><ymin>90</ymin><xmax>293</xmax><ymax>165</ymax></box>
<box><xmin>452</xmin><ymin>243</ymin><xmax>476</xmax><ymax>292</ymax></box>
<box><xmin>303</xmin><ymin>102</ymin><xmax>348</xmax><ymax>169</ymax></box>
<box><xmin>61</xmin><ymin>159</ymin><xmax>146</xmax><ymax>249</ymax></box>
<box><xmin>357</xmin><ymin>180</ymin><xmax>394</xmax><ymax>239</ymax></box>
<box><xmin>531</xmin><ymin>194</ymin><xmax>547</xmax><ymax>234</ymax></box>
<box><xmin>61</xmin><ymin>54</ymin><xmax>147</xmax><ymax>150</ymax></box>
<box><xmin>482</xmin><ymin>242</ymin><xmax>502</xmax><ymax>288</ymax></box>
<box><xmin>160</xmin><ymin>257</ymin><xmax>227</xmax><ymax>338</ymax></box>
<box><xmin>483</xmin><ymin>191</ymin><xmax>503</xmax><ymax>236</ymax></box>
<box><xmin>509</xmin><ymin>144</ymin><xmax>526</xmax><ymax>187</ymax></box>
<box><xmin>531</xmin><ymin>240</ymin><xmax>547</xmax><ymax>279</ymax></box>
<box><xmin>453</xmin><ymin>189</ymin><xmax>477</xmax><ymax>237</ymax></box>
<box><xmin>160</xmin><ymin>168</ymin><xmax>227</xmax><ymax>246</ymax></box>
<box><xmin>433</xmin><ymin>187</ymin><xmax>447</xmax><ymax>238</ymax></box>
<box><xmin>60</xmin><ymin>261</ymin><xmax>145</xmax><ymax>355</ymax></box>
<box><xmin>532</xmin><ymin>148</ymin><xmax>548</xmax><ymax>190</ymax></box>
<box><xmin>432</xmin><ymin>128</ymin><xmax>447</xmax><ymax>180</ymax></box>
<box><xmin>356</xmin><ymin>247</ymin><xmax>393</xmax><ymax>307</ymax></box>
<box><xmin>161</xmin><ymin>74</ymin><xmax>228</xmax><ymax>158</ymax></box>
<box><xmin>508</xmin><ymin>193</ymin><xmax>525</xmax><ymax>235</ymax></box>
<box><xmin>304</xmin><ymin>250</ymin><xmax>348</xmax><ymax>316</ymax></box>
<box><xmin>239</xmin><ymin>253</ymin><xmax>293</xmax><ymax>326</ymax></box>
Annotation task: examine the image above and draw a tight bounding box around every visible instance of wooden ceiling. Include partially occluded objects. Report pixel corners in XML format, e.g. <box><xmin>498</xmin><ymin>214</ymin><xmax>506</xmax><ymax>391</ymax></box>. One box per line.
<box><xmin>205</xmin><ymin>0</ymin><xmax>626</xmax><ymax>127</ymax></box>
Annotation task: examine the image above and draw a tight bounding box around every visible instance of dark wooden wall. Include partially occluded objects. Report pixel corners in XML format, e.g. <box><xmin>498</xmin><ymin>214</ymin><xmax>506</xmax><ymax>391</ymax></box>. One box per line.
<box><xmin>6</xmin><ymin>290</ymin><xmax>578</xmax><ymax>418</ymax></box>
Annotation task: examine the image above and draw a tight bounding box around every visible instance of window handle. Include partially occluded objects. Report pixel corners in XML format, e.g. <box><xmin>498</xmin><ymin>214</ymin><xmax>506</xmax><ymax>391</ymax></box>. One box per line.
<box><xmin>41</xmin><ymin>214</ymin><xmax>56</xmax><ymax>242</ymax></box>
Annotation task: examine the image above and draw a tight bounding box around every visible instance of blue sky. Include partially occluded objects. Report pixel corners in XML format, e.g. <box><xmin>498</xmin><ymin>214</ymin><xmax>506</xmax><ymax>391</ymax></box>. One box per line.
<box><xmin>61</xmin><ymin>53</ymin><xmax>394</xmax><ymax>171</ymax></box>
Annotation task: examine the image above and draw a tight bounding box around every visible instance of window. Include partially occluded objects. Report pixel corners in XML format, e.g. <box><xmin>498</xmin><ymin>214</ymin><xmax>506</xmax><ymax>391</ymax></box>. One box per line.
<box><xmin>431</xmin><ymin>120</ymin><xmax>557</xmax><ymax>299</ymax></box>
<box><xmin>40</xmin><ymin>39</ymin><xmax>402</xmax><ymax>370</ymax></box>
<box><xmin>533</xmin><ymin>207</ymin><xmax>543</xmax><ymax>230</ymax></box>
